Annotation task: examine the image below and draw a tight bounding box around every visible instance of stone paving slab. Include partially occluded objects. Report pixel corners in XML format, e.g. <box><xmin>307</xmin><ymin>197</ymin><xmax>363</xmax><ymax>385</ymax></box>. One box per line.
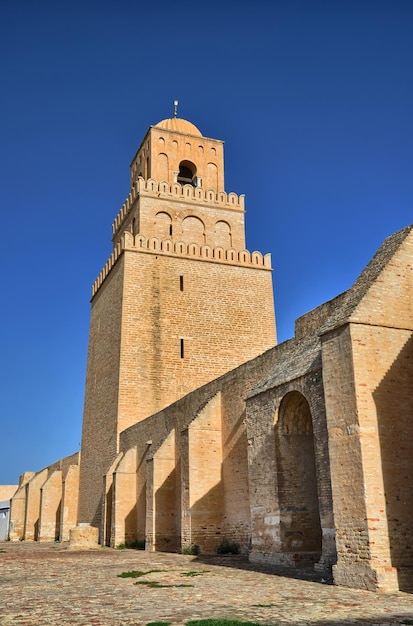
<box><xmin>1</xmin><ymin>542</ymin><xmax>413</xmax><ymax>626</ymax></box>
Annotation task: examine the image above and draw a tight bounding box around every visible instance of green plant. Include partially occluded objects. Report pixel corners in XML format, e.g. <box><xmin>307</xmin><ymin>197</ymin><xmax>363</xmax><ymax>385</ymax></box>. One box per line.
<box><xmin>216</xmin><ymin>539</ymin><xmax>240</xmax><ymax>555</ymax></box>
<box><xmin>117</xmin><ymin>569</ymin><xmax>163</xmax><ymax>578</ymax></box>
<box><xmin>179</xmin><ymin>543</ymin><xmax>200</xmax><ymax>555</ymax></box>
<box><xmin>134</xmin><ymin>580</ymin><xmax>194</xmax><ymax>588</ymax></box>
<box><xmin>146</xmin><ymin>622</ymin><xmax>171</xmax><ymax>626</ymax></box>
<box><xmin>180</xmin><ymin>570</ymin><xmax>210</xmax><ymax>577</ymax></box>
<box><xmin>186</xmin><ymin>621</ymin><xmax>275</xmax><ymax>626</ymax></box>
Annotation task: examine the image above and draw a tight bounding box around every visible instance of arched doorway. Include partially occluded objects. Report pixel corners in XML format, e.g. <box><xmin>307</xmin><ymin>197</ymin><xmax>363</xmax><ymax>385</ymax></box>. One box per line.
<box><xmin>276</xmin><ymin>391</ymin><xmax>322</xmax><ymax>562</ymax></box>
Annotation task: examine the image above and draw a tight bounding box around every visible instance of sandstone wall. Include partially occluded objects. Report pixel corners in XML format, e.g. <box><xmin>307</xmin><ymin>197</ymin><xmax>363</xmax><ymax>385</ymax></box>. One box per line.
<box><xmin>79</xmin><ymin>238</ymin><xmax>275</xmax><ymax>531</ymax></box>
<box><xmin>77</xmin><ymin>257</ymin><xmax>124</xmax><ymax>527</ymax></box>
<box><xmin>8</xmin><ymin>454</ymin><xmax>80</xmax><ymax>542</ymax></box>
<box><xmin>106</xmin><ymin>345</ymin><xmax>282</xmax><ymax>553</ymax></box>
<box><xmin>246</xmin><ymin>338</ymin><xmax>336</xmax><ymax>572</ymax></box>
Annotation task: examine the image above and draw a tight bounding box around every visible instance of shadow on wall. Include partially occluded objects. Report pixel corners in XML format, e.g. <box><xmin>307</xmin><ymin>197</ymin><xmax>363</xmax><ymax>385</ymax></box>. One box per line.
<box><xmin>374</xmin><ymin>332</ymin><xmax>413</xmax><ymax>593</ymax></box>
<box><xmin>276</xmin><ymin>391</ymin><xmax>322</xmax><ymax>559</ymax></box>
<box><xmin>55</xmin><ymin>501</ymin><xmax>61</xmax><ymax>541</ymax></box>
<box><xmin>151</xmin><ymin>431</ymin><xmax>251</xmax><ymax>555</ymax></box>
<box><xmin>154</xmin><ymin>466</ymin><xmax>180</xmax><ymax>552</ymax></box>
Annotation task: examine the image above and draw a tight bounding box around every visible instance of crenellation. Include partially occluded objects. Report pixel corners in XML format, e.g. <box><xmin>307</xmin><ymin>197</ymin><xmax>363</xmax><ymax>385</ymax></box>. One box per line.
<box><xmin>112</xmin><ymin>177</ymin><xmax>245</xmax><ymax>239</ymax></box>
<box><xmin>91</xmin><ymin>234</ymin><xmax>272</xmax><ymax>298</ymax></box>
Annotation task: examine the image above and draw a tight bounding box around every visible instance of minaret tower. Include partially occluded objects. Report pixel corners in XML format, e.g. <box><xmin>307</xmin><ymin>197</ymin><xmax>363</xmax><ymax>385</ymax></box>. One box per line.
<box><xmin>78</xmin><ymin>111</ymin><xmax>276</xmax><ymax>526</ymax></box>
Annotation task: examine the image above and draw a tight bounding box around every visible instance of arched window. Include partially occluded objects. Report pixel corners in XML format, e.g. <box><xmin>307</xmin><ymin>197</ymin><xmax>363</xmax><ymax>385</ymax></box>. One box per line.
<box><xmin>177</xmin><ymin>160</ymin><xmax>197</xmax><ymax>186</ymax></box>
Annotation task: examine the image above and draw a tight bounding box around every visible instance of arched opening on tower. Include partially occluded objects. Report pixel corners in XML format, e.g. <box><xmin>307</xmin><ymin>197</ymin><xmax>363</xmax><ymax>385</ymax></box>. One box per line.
<box><xmin>214</xmin><ymin>220</ymin><xmax>232</xmax><ymax>249</ymax></box>
<box><xmin>275</xmin><ymin>391</ymin><xmax>322</xmax><ymax>563</ymax></box>
<box><xmin>182</xmin><ymin>216</ymin><xmax>205</xmax><ymax>245</ymax></box>
<box><xmin>155</xmin><ymin>212</ymin><xmax>173</xmax><ymax>238</ymax></box>
<box><xmin>177</xmin><ymin>160</ymin><xmax>197</xmax><ymax>186</ymax></box>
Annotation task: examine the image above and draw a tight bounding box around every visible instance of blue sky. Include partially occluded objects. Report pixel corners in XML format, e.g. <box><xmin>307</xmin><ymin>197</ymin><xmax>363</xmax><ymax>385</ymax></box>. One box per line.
<box><xmin>1</xmin><ymin>0</ymin><xmax>412</xmax><ymax>485</ymax></box>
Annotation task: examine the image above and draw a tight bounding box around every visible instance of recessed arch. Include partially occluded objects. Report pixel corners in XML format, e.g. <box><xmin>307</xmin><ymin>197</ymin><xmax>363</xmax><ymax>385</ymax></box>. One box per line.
<box><xmin>154</xmin><ymin>212</ymin><xmax>172</xmax><ymax>238</ymax></box>
<box><xmin>182</xmin><ymin>215</ymin><xmax>205</xmax><ymax>245</ymax></box>
<box><xmin>206</xmin><ymin>162</ymin><xmax>218</xmax><ymax>190</ymax></box>
<box><xmin>275</xmin><ymin>391</ymin><xmax>322</xmax><ymax>560</ymax></box>
<box><xmin>214</xmin><ymin>220</ymin><xmax>232</xmax><ymax>249</ymax></box>
<box><xmin>278</xmin><ymin>391</ymin><xmax>313</xmax><ymax>435</ymax></box>
<box><xmin>157</xmin><ymin>152</ymin><xmax>169</xmax><ymax>182</ymax></box>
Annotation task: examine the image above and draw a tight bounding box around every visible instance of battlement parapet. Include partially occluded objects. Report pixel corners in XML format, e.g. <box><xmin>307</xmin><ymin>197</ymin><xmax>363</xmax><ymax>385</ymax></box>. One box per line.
<box><xmin>112</xmin><ymin>177</ymin><xmax>245</xmax><ymax>236</ymax></box>
<box><xmin>92</xmin><ymin>233</ymin><xmax>271</xmax><ymax>298</ymax></box>
<box><xmin>92</xmin><ymin>242</ymin><xmax>123</xmax><ymax>298</ymax></box>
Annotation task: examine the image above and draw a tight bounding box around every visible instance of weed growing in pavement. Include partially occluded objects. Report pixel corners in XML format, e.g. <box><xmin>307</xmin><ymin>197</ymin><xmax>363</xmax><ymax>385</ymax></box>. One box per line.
<box><xmin>134</xmin><ymin>580</ymin><xmax>194</xmax><ymax>588</ymax></box>
<box><xmin>186</xmin><ymin>621</ymin><xmax>275</xmax><ymax>626</ymax></box>
<box><xmin>252</xmin><ymin>603</ymin><xmax>275</xmax><ymax>608</ymax></box>
<box><xmin>118</xmin><ymin>569</ymin><xmax>163</xmax><ymax>578</ymax></box>
<box><xmin>180</xmin><ymin>570</ymin><xmax>210</xmax><ymax>577</ymax></box>
<box><xmin>146</xmin><ymin>622</ymin><xmax>171</xmax><ymax>626</ymax></box>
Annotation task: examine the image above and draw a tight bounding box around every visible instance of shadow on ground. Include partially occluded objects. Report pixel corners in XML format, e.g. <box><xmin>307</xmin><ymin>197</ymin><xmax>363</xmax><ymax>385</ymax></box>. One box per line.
<box><xmin>192</xmin><ymin>554</ymin><xmax>333</xmax><ymax>585</ymax></box>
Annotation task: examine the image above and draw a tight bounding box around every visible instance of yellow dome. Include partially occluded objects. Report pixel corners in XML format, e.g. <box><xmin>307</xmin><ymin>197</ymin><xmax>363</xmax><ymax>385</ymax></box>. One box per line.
<box><xmin>155</xmin><ymin>117</ymin><xmax>202</xmax><ymax>137</ymax></box>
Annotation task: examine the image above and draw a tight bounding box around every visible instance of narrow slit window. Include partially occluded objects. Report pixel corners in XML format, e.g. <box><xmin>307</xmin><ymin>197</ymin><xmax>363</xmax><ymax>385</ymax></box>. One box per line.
<box><xmin>180</xmin><ymin>338</ymin><xmax>184</xmax><ymax>359</ymax></box>
<box><xmin>169</xmin><ymin>224</ymin><xmax>173</xmax><ymax>236</ymax></box>
<box><xmin>180</xmin><ymin>275</ymin><xmax>184</xmax><ymax>291</ymax></box>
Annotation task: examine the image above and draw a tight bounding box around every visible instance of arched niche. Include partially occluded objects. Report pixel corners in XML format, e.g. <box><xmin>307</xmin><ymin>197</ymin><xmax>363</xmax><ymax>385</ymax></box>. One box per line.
<box><xmin>206</xmin><ymin>162</ymin><xmax>218</xmax><ymax>191</ymax></box>
<box><xmin>157</xmin><ymin>153</ymin><xmax>169</xmax><ymax>183</ymax></box>
<box><xmin>275</xmin><ymin>391</ymin><xmax>322</xmax><ymax>560</ymax></box>
<box><xmin>214</xmin><ymin>220</ymin><xmax>232</xmax><ymax>249</ymax></box>
<box><xmin>182</xmin><ymin>215</ymin><xmax>205</xmax><ymax>246</ymax></box>
<box><xmin>155</xmin><ymin>212</ymin><xmax>173</xmax><ymax>238</ymax></box>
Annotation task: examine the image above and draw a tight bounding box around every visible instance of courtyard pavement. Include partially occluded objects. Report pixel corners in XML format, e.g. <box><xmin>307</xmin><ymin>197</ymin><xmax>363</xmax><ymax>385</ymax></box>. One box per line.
<box><xmin>1</xmin><ymin>541</ymin><xmax>413</xmax><ymax>626</ymax></box>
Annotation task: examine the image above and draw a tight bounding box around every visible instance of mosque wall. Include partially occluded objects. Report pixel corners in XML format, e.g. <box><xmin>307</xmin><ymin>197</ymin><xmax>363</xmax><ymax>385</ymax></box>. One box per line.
<box><xmin>8</xmin><ymin>454</ymin><xmax>80</xmax><ymax>543</ymax></box>
<box><xmin>107</xmin><ymin>344</ymin><xmax>282</xmax><ymax>554</ymax></box>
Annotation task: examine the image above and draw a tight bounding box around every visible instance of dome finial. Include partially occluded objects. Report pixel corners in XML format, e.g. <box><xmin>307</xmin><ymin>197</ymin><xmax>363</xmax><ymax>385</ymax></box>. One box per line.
<box><xmin>173</xmin><ymin>99</ymin><xmax>179</xmax><ymax>118</ymax></box>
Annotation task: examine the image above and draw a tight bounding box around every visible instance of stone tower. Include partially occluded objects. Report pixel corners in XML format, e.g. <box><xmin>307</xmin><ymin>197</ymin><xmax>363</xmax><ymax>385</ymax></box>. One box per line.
<box><xmin>78</xmin><ymin>115</ymin><xmax>277</xmax><ymax>527</ymax></box>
